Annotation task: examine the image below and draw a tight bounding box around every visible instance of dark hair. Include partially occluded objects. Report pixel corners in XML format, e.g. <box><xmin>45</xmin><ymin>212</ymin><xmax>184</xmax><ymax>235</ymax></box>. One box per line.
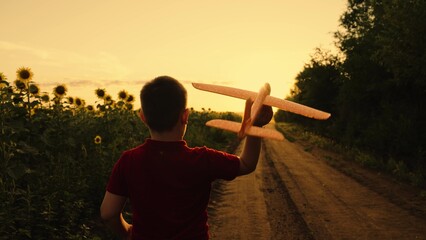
<box><xmin>140</xmin><ymin>76</ymin><xmax>187</xmax><ymax>132</ymax></box>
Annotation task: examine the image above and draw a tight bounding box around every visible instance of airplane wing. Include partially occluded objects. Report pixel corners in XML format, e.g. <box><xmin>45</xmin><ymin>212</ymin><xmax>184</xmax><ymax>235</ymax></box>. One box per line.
<box><xmin>192</xmin><ymin>83</ymin><xmax>257</xmax><ymax>100</ymax></box>
<box><xmin>192</xmin><ymin>82</ymin><xmax>331</xmax><ymax>120</ymax></box>
<box><xmin>206</xmin><ymin>119</ymin><xmax>284</xmax><ymax>141</ymax></box>
<box><xmin>264</xmin><ymin>95</ymin><xmax>331</xmax><ymax>120</ymax></box>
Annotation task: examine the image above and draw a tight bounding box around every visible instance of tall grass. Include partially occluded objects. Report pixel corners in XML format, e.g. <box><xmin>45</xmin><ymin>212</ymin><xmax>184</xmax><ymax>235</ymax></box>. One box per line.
<box><xmin>0</xmin><ymin>68</ymin><xmax>240</xmax><ymax>239</ymax></box>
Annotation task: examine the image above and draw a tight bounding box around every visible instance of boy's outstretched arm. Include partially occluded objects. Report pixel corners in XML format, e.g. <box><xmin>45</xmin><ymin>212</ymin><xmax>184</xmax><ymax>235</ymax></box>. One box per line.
<box><xmin>100</xmin><ymin>191</ymin><xmax>132</xmax><ymax>239</ymax></box>
<box><xmin>238</xmin><ymin>105</ymin><xmax>273</xmax><ymax>176</ymax></box>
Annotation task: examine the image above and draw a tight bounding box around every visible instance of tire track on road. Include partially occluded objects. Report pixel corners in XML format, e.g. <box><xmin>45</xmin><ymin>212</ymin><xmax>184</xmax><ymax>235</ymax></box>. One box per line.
<box><xmin>263</xmin><ymin>136</ymin><xmax>426</xmax><ymax>239</ymax></box>
<box><xmin>260</xmin><ymin>140</ymin><xmax>316</xmax><ymax>239</ymax></box>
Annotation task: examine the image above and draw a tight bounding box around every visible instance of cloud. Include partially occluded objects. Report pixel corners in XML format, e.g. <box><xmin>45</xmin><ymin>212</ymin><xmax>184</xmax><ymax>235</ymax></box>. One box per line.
<box><xmin>0</xmin><ymin>41</ymin><xmax>50</xmax><ymax>59</ymax></box>
<box><xmin>0</xmin><ymin>41</ymin><xmax>130</xmax><ymax>81</ymax></box>
<box><xmin>38</xmin><ymin>78</ymin><xmax>149</xmax><ymax>89</ymax></box>
<box><xmin>181</xmin><ymin>79</ymin><xmax>234</xmax><ymax>86</ymax></box>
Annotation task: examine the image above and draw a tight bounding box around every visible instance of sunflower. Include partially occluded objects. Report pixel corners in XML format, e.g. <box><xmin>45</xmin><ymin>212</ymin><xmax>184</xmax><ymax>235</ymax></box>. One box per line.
<box><xmin>53</xmin><ymin>85</ymin><xmax>67</xmax><ymax>97</ymax></box>
<box><xmin>16</xmin><ymin>67</ymin><xmax>34</xmax><ymax>82</ymax></box>
<box><xmin>0</xmin><ymin>80</ymin><xmax>7</xmax><ymax>90</ymax></box>
<box><xmin>13</xmin><ymin>96</ymin><xmax>23</xmax><ymax>104</ymax></box>
<box><xmin>95</xmin><ymin>88</ymin><xmax>106</xmax><ymax>99</ymax></box>
<box><xmin>14</xmin><ymin>79</ymin><xmax>27</xmax><ymax>90</ymax></box>
<box><xmin>126</xmin><ymin>94</ymin><xmax>135</xmax><ymax>103</ymax></box>
<box><xmin>28</xmin><ymin>84</ymin><xmax>40</xmax><ymax>95</ymax></box>
<box><xmin>94</xmin><ymin>135</ymin><xmax>102</xmax><ymax>144</ymax></box>
<box><xmin>75</xmin><ymin>97</ymin><xmax>83</xmax><ymax>107</ymax></box>
<box><xmin>126</xmin><ymin>103</ymin><xmax>133</xmax><ymax>110</ymax></box>
<box><xmin>104</xmin><ymin>94</ymin><xmax>113</xmax><ymax>105</ymax></box>
<box><xmin>41</xmin><ymin>94</ymin><xmax>50</xmax><ymax>103</ymax></box>
<box><xmin>68</xmin><ymin>96</ymin><xmax>74</xmax><ymax>105</ymax></box>
<box><xmin>0</xmin><ymin>72</ymin><xmax>7</xmax><ymax>81</ymax></box>
<box><xmin>87</xmin><ymin>105</ymin><xmax>94</xmax><ymax>111</ymax></box>
<box><xmin>118</xmin><ymin>90</ymin><xmax>128</xmax><ymax>100</ymax></box>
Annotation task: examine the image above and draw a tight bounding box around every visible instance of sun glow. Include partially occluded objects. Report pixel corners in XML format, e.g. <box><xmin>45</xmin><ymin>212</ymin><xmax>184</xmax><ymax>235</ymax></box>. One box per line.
<box><xmin>0</xmin><ymin>0</ymin><xmax>346</xmax><ymax>112</ymax></box>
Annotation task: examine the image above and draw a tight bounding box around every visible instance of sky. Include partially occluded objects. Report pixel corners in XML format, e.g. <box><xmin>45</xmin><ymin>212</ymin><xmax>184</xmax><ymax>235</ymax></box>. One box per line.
<box><xmin>1</xmin><ymin>0</ymin><xmax>346</xmax><ymax>112</ymax></box>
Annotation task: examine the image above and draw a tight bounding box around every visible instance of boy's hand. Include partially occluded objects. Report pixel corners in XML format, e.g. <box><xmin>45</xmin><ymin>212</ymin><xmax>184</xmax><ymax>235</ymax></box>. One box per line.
<box><xmin>253</xmin><ymin>105</ymin><xmax>273</xmax><ymax>127</ymax></box>
<box><xmin>124</xmin><ymin>224</ymin><xmax>132</xmax><ymax>240</ymax></box>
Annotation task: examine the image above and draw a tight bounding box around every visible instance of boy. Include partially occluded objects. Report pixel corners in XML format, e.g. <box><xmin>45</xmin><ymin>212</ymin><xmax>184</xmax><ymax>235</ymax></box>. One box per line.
<box><xmin>100</xmin><ymin>76</ymin><xmax>272</xmax><ymax>239</ymax></box>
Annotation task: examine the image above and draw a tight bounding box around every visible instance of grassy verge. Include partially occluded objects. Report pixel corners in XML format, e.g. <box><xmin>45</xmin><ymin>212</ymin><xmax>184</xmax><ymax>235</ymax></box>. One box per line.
<box><xmin>275</xmin><ymin>122</ymin><xmax>426</xmax><ymax>193</ymax></box>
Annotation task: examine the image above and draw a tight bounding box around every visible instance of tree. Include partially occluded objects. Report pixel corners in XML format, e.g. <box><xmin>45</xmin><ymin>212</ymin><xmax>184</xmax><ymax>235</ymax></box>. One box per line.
<box><xmin>335</xmin><ymin>0</ymin><xmax>425</xmax><ymax>170</ymax></box>
<box><xmin>373</xmin><ymin>0</ymin><xmax>426</xmax><ymax>167</ymax></box>
<box><xmin>276</xmin><ymin>48</ymin><xmax>342</xmax><ymax>133</ymax></box>
<box><xmin>280</xmin><ymin>0</ymin><xmax>426</xmax><ymax>175</ymax></box>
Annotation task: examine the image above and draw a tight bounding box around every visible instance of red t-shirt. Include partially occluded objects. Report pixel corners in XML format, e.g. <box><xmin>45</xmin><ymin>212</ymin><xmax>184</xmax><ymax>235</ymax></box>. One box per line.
<box><xmin>106</xmin><ymin>139</ymin><xmax>240</xmax><ymax>239</ymax></box>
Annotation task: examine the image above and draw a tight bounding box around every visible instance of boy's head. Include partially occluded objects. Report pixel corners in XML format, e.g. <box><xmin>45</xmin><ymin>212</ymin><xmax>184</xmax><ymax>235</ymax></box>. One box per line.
<box><xmin>140</xmin><ymin>76</ymin><xmax>187</xmax><ymax>132</ymax></box>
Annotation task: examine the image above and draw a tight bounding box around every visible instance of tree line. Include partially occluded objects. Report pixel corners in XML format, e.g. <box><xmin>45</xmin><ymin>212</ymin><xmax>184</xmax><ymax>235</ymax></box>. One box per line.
<box><xmin>275</xmin><ymin>0</ymin><xmax>425</xmax><ymax>185</ymax></box>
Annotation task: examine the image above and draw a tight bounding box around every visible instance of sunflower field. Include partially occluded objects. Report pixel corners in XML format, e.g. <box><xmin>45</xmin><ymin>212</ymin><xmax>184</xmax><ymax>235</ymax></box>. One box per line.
<box><xmin>0</xmin><ymin>68</ymin><xmax>240</xmax><ymax>239</ymax></box>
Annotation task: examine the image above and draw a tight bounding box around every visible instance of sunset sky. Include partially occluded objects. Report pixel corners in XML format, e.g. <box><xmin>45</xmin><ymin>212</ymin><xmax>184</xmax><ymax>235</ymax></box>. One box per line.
<box><xmin>1</xmin><ymin>0</ymin><xmax>346</xmax><ymax>112</ymax></box>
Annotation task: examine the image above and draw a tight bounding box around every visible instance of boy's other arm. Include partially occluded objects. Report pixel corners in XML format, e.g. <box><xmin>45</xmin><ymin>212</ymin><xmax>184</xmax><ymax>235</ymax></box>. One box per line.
<box><xmin>238</xmin><ymin>136</ymin><xmax>262</xmax><ymax>175</ymax></box>
<box><xmin>100</xmin><ymin>191</ymin><xmax>132</xmax><ymax>239</ymax></box>
<box><xmin>238</xmin><ymin>105</ymin><xmax>273</xmax><ymax>176</ymax></box>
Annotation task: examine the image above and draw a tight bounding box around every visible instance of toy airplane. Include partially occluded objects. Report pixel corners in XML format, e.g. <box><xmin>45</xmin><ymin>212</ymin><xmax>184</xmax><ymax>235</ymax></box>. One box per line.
<box><xmin>192</xmin><ymin>82</ymin><xmax>331</xmax><ymax>141</ymax></box>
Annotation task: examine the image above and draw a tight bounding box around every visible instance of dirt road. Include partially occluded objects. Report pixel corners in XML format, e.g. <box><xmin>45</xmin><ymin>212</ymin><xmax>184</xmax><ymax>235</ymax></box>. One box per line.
<box><xmin>208</xmin><ymin>126</ymin><xmax>426</xmax><ymax>239</ymax></box>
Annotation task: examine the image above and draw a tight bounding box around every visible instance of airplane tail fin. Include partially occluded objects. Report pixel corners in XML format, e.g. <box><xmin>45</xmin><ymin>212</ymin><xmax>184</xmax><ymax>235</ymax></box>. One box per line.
<box><xmin>206</xmin><ymin>119</ymin><xmax>284</xmax><ymax>141</ymax></box>
<box><xmin>238</xmin><ymin>98</ymin><xmax>253</xmax><ymax>139</ymax></box>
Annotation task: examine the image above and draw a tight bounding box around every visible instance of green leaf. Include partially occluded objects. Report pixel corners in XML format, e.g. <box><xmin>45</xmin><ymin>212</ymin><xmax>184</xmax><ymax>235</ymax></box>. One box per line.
<box><xmin>17</xmin><ymin>141</ymin><xmax>39</xmax><ymax>155</ymax></box>
<box><xmin>18</xmin><ymin>228</ymin><xmax>31</xmax><ymax>238</ymax></box>
<box><xmin>7</xmin><ymin>163</ymin><xmax>26</xmax><ymax>180</ymax></box>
